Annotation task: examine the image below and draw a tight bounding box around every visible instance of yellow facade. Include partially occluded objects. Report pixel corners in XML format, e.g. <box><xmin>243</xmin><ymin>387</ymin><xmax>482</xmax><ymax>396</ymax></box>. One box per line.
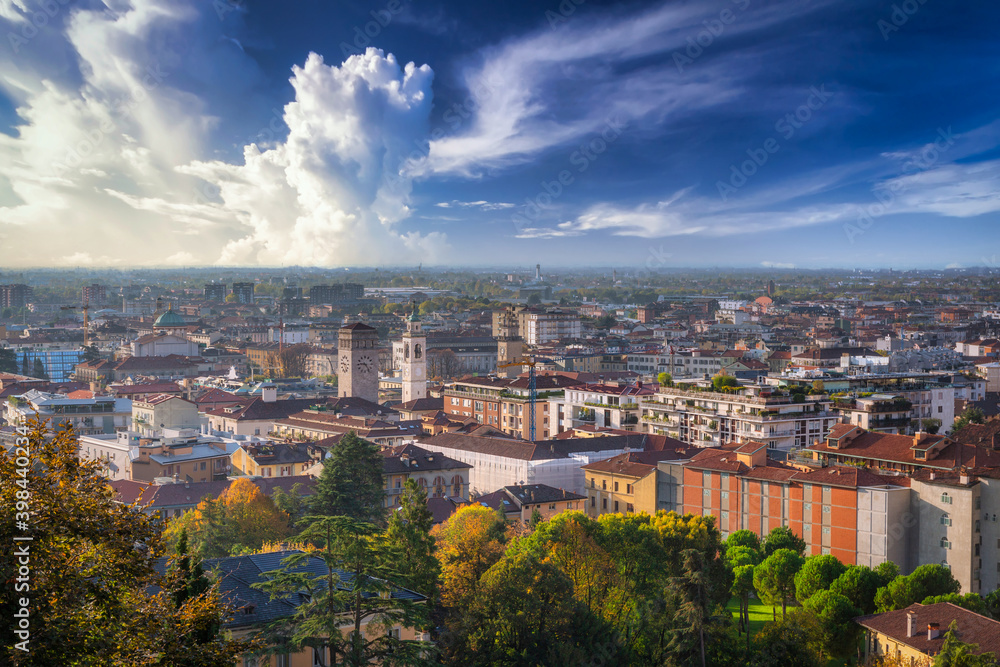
<box><xmin>583</xmin><ymin>469</ymin><xmax>658</xmax><ymax>517</ymax></box>
<box><xmin>231</xmin><ymin>447</ymin><xmax>308</xmax><ymax>478</ymax></box>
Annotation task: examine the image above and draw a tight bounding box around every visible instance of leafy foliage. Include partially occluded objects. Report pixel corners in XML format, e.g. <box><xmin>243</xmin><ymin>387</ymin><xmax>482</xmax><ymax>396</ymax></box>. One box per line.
<box><xmin>830</xmin><ymin>565</ymin><xmax>885</xmax><ymax>615</ymax></box>
<box><xmin>876</xmin><ymin>564</ymin><xmax>960</xmax><ymax>612</ymax></box>
<box><xmin>754</xmin><ymin>549</ymin><xmax>805</xmax><ymax>618</ymax></box>
<box><xmin>762</xmin><ymin>526</ymin><xmax>806</xmax><ymax>557</ymax></box>
<box><xmin>386</xmin><ymin>479</ymin><xmax>439</xmax><ymax>607</ymax></box>
<box><xmin>801</xmin><ymin>590</ymin><xmax>862</xmax><ymax>659</ymax></box>
<box><xmin>164</xmin><ymin>477</ymin><xmax>292</xmax><ymax>558</ymax></box>
<box><xmin>306</xmin><ymin>431</ymin><xmax>385</xmax><ymax>526</ymax></box>
<box><xmin>795</xmin><ymin>554</ymin><xmax>847</xmax><ymax>603</ymax></box>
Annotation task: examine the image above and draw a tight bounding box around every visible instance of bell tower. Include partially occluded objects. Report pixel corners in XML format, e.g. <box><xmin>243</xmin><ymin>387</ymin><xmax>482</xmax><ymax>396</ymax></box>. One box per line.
<box><xmin>401</xmin><ymin>307</ymin><xmax>427</xmax><ymax>403</ymax></box>
<box><xmin>495</xmin><ymin>307</ymin><xmax>523</xmax><ymax>378</ymax></box>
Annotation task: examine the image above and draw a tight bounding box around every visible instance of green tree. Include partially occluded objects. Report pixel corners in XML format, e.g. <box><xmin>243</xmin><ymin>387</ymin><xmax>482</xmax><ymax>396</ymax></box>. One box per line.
<box><xmin>386</xmin><ymin>479</ymin><xmax>440</xmax><ymax>607</ymax></box>
<box><xmin>727</xmin><ymin>545</ymin><xmax>762</xmax><ymax>643</ymax></box>
<box><xmin>749</xmin><ymin>610</ymin><xmax>823</xmax><ymax>667</ymax></box>
<box><xmin>933</xmin><ymin>620</ymin><xmax>998</xmax><ymax>667</ymax></box>
<box><xmin>922</xmin><ymin>593</ymin><xmax>988</xmax><ymax>615</ymax></box>
<box><xmin>526</xmin><ymin>293</ymin><xmax>542</xmax><ymax>305</ymax></box>
<box><xmin>726</xmin><ymin>529</ymin><xmax>763</xmax><ymax>553</ymax></box>
<box><xmin>763</xmin><ymin>526</ymin><xmax>806</xmax><ymax>557</ymax></box>
<box><xmin>876</xmin><ymin>564</ymin><xmax>960</xmax><ymax>612</ymax></box>
<box><xmin>253</xmin><ymin>516</ymin><xmax>430</xmax><ymax>666</ymax></box>
<box><xmin>528</xmin><ymin>507</ymin><xmax>544</xmax><ymax>530</ymax></box>
<box><xmin>0</xmin><ymin>346</ymin><xmax>17</xmax><ymax>373</ymax></box>
<box><xmin>830</xmin><ymin>565</ymin><xmax>883</xmax><ymax>614</ymax></box>
<box><xmin>306</xmin><ymin>431</ymin><xmax>385</xmax><ymax>526</ymax></box>
<box><xmin>666</xmin><ymin>548</ymin><xmax>732</xmax><ymax>667</ymax></box>
<box><xmin>795</xmin><ymin>554</ymin><xmax>847</xmax><ymax>603</ymax></box>
<box><xmin>82</xmin><ymin>344</ymin><xmax>102</xmax><ymax>363</ymax></box>
<box><xmin>954</xmin><ymin>406</ymin><xmax>986</xmax><ymax>433</ymax></box>
<box><xmin>31</xmin><ymin>357</ymin><xmax>48</xmax><ymax>379</ymax></box>
<box><xmin>0</xmin><ymin>419</ymin><xmax>255</xmax><ymax>666</ymax></box>
<box><xmin>594</xmin><ymin>314</ymin><xmax>617</xmax><ymax>329</ymax></box>
<box><xmin>801</xmin><ymin>590</ymin><xmax>862</xmax><ymax>660</ymax></box>
<box><xmin>164</xmin><ymin>478</ymin><xmax>292</xmax><ymax>558</ymax></box>
<box><xmin>922</xmin><ymin>418</ymin><xmax>943</xmax><ymax>434</ymax></box>
<box><xmin>984</xmin><ymin>588</ymin><xmax>1000</xmax><ymax>620</ymax></box>
<box><xmin>712</xmin><ymin>374</ymin><xmax>740</xmax><ymax>391</ymax></box>
<box><xmin>658</xmin><ymin>371</ymin><xmax>674</xmax><ymax>387</ymax></box>
<box><xmin>754</xmin><ymin>549</ymin><xmax>805</xmax><ymax>619</ymax></box>
<box><xmin>271</xmin><ymin>482</ymin><xmax>306</xmax><ymax>526</ymax></box>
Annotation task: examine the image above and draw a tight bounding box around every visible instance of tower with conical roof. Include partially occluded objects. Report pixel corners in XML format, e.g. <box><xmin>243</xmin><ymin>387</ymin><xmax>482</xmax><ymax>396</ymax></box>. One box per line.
<box><xmin>401</xmin><ymin>305</ymin><xmax>427</xmax><ymax>403</ymax></box>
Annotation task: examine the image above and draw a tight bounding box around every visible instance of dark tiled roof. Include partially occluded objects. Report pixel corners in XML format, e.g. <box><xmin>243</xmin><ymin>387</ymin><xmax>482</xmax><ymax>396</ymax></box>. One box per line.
<box><xmin>856</xmin><ymin>603</ymin><xmax>1000</xmax><ymax>658</ymax></box>
<box><xmin>110</xmin><ymin>476</ymin><xmax>315</xmax><ymax>509</ymax></box>
<box><xmin>582</xmin><ymin>450</ymin><xmax>685</xmax><ymax>478</ymax></box>
<box><xmin>381</xmin><ymin>444</ymin><xmax>471</xmax><ymax>474</ymax></box>
<box><xmin>109</xmin><ymin>381</ymin><xmax>183</xmax><ymax>396</ymax></box>
<box><xmin>808</xmin><ymin>428</ymin><xmax>1000</xmax><ymax>471</ymax></box>
<box><xmin>396</xmin><ymin>397</ymin><xmax>444</xmax><ymax>412</ymax></box>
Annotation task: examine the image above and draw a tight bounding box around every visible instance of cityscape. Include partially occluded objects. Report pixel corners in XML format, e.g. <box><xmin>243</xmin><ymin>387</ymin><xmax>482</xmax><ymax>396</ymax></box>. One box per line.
<box><xmin>3</xmin><ymin>1</ymin><xmax>1000</xmax><ymax>667</ymax></box>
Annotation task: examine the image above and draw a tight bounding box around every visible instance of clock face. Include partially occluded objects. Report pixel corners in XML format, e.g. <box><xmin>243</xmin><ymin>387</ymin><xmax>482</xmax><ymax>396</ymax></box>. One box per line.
<box><xmin>340</xmin><ymin>355</ymin><xmax>350</xmax><ymax>374</ymax></box>
<box><xmin>357</xmin><ymin>355</ymin><xmax>374</xmax><ymax>373</ymax></box>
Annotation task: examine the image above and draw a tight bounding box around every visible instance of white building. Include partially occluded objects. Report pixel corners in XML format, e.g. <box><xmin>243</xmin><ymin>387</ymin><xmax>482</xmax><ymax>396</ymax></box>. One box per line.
<box><xmin>5</xmin><ymin>389</ymin><xmax>132</xmax><ymax>435</ymax></box>
<box><xmin>131</xmin><ymin>332</ymin><xmax>200</xmax><ymax>358</ymax></box>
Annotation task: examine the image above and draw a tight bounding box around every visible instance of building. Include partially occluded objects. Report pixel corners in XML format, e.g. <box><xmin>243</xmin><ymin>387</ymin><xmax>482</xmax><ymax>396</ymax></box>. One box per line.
<box><xmin>382</xmin><ymin>443</ymin><xmax>471</xmax><ymax>508</ymax></box>
<box><xmin>495</xmin><ymin>307</ymin><xmax>523</xmax><ymax>379</ymax></box>
<box><xmin>5</xmin><ymin>343</ymin><xmax>84</xmax><ymax>381</ymax></box>
<box><xmin>5</xmin><ymin>389</ymin><xmax>131</xmax><ymax>435</ymax></box>
<box><xmin>203</xmin><ymin>283</ymin><xmax>226</xmax><ymax>301</ymax></box>
<box><xmin>415</xmin><ymin>431</ymin><xmax>665</xmax><ymax>495</ymax></box>
<box><xmin>130</xmin><ymin>332</ymin><xmax>200</xmax><ymax>358</ymax></box>
<box><xmin>400</xmin><ymin>311</ymin><xmax>427</xmax><ymax>403</ymax></box>
<box><xmin>338</xmin><ymin>322</ymin><xmax>380</xmax><ymax>404</ymax></box>
<box><xmin>641</xmin><ymin>384</ymin><xmax>837</xmax><ymax>451</ymax></box>
<box><xmin>231</xmin><ymin>441</ymin><xmax>313</xmax><ymax>478</ymax></box>
<box><xmin>857</xmin><ymin>603</ymin><xmax>1000</xmax><ymax>666</ymax></box>
<box><xmin>231</xmin><ymin>282</ymin><xmax>255</xmax><ymax>304</ymax></box>
<box><xmin>111</xmin><ymin>475</ymin><xmax>314</xmax><ymax>520</ymax></box>
<box><xmin>444</xmin><ymin>374</ymin><xmax>585</xmax><ymax>440</ymax></box>
<box><xmin>81</xmin><ymin>283</ymin><xmax>107</xmax><ymax>306</ymax></box>
<box><xmin>79</xmin><ymin>429</ymin><xmax>238</xmax><ymax>482</ymax></box>
<box><xmin>519</xmin><ymin>308</ymin><xmax>581</xmax><ymax>345</ymax></box>
<box><xmin>0</xmin><ymin>283</ymin><xmax>32</xmax><ymax>309</ymax></box>
<box><xmin>273</xmin><ymin>411</ymin><xmax>419</xmax><ymax>447</ymax></box>
<box><xmin>131</xmin><ymin>394</ymin><xmax>200</xmax><ymax>437</ymax></box>
<box><xmin>475</xmin><ymin>484</ymin><xmax>586</xmax><ymax>524</ymax></box>
<box><xmin>308</xmin><ymin>283</ymin><xmax>364</xmax><ymax>304</ymax></box>
<box><xmin>390</xmin><ymin>335</ymin><xmax>497</xmax><ymax>377</ymax></box>
<box><xmin>833</xmin><ymin>393</ymin><xmax>917</xmax><ymax>434</ymax></box>
<box><xmin>204</xmin><ymin>390</ymin><xmax>333</xmax><ymax>437</ymax></box>
<box><xmin>675</xmin><ymin>442</ymin><xmax>911</xmax><ymax>566</ymax></box>
<box><xmin>553</xmin><ymin>381</ymin><xmax>656</xmax><ymax>433</ymax></box>
<box><xmin>583</xmin><ymin>450</ymin><xmax>687</xmax><ymax>516</ymax></box>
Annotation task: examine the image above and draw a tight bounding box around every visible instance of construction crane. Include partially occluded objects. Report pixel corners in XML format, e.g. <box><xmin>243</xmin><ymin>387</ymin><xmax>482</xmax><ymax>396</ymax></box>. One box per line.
<box><xmin>496</xmin><ymin>357</ymin><xmax>537</xmax><ymax>441</ymax></box>
<box><xmin>60</xmin><ymin>301</ymin><xmax>91</xmax><ymax>347</ymax></box>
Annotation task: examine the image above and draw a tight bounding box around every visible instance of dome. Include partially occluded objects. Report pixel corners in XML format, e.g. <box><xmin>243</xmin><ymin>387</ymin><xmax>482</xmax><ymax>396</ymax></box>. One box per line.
<box><xmin>154</xmin><ymin>306</ymin><xmax>186</xmax><ymax>328</ymax></box>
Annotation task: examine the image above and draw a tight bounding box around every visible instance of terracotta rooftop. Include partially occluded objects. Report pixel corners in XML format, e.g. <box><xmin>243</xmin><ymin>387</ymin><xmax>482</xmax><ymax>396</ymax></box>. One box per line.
<box><xmin>856</xmin><ymin>603</ymin><xmax>1000</xmax><ymax>659</ymax></box>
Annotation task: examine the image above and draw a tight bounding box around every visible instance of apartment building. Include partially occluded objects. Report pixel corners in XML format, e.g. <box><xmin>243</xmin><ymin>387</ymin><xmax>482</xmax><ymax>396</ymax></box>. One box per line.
<box><xmin>520</xmin><ymin>308</ymin><xmax>581</xmax><ymax>345</ymax></box>
<box><xmin>552</xmin><ymin>382</ymin><xmax>655</xmax><ymax>433</ymax></box>
<box><xmin>131</xmin><ymin>394</ymin><xmax>200</xmax><ymax>437</ymax></box>
<box><xmin>673</xmin><ymin>442</ymin><xmax>911</xmax><ymax>567</ymax></box>
<box><xmin>381</xmin><ymin>444</ymin><xmax>471</xmax><ymax>508</ymax></box>
<box><xmin>231</xmin><ymin>441</ymin><xmax>312</xmax><ymax>478</ymax></box>
<box><xmin>641</xmin><ymin>385</ymin><xmax>836</xmax><ymax>451</ymax></box>
<box><xmin>834</xmin><ymin>393</ymin><xmax>915</xmax><ymax>434</ymax></box>
<box><xmin>443</xmin><ymin>374</ymin><xmax>584</xmax><ymax>440</ymax></box>
<box><xmin>5</xmin><ymin>389</ymin><xmax>132</xmax><ymax>435</ymax></box>
<box><xmin>79</xmin><ymin>429</ymin><xmax>238</xmax><ymax>482</ymax></box>
<box><xmin>476</xmin><ymin>484</ymin><xmax>586</xmax><ymax>524</ymax></box>
<box><xmin>582</xmin><ymin>450</ymin><xmax>682</xmax><ymax>516</ymax></box>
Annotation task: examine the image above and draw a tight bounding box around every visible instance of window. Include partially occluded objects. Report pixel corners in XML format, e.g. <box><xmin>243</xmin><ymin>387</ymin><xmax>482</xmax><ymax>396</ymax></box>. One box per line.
<box><xmin>941</xmin><ymin>493</ymin><xmax>952</xmax><ymax>505</ymax></box>
<box><xmin>602</xmin><ymin>480</ymin><xmax>607</xmax><ymax>490</ymax></box>
<box><xmin>200</xmin><ymin>461</ymin><xmax>206</xmax><ymax>471</ymax></box>
<box><xmin>626</xmin><ymin>484</ymin><xmax>633</xmax><ymax>494</ymax></box>
<box><xmin>312</xmin><ymin>646</ymin><xmax>328</xmax><ymax>667</ymax></box>
<box><xmin>614</xmin><ymin>482</ymin><xmax>619</xmax><ymax>492</ymax></box>
<box><xmin>549</xmin><ymin>503</ymin><xmax>556</xmax><ymax>510</ymax></box>
<box><xmin>591</xmin><ymin>478</ymin><xmax>595</xmax><ymax>489</ymax></box>
<box><xmin>823</xmin><ymin>505</ymin><xmax>831</xmax><ymax>513</ymax></box>
<box><xmin>941</xmin><ymin>515</ymin><xmax>952</xmax><ymax>526</ymax></box>
<box><xmin>940</xmin><ymin>538</ymin><xmax>951</xmax><ymax>549</ymax></box>
<box><xmin>602</xmin><ymin>498</ymin><xmax>607</xmax><ymax>510</ymax></box>
<box><xmin>591</xmin><ymin>496</ymin><xmax>596</xmax><ymax>507</ymax></box>
<box><xmin>276</xmin><ymin>654</ymin><xmax>290</xmax><ymax>667</ymax></box>
<box><xmin>614</xmin><ymin>501</ymin><xmax>619</xmax><ymax>512</ymax></box>
<box><xmin>626</xmin><ymin>503</ymin><xmax>634</xmax><ymax>513</ymax></box>
<box><xmin>804</xmin><ymin>502</ymin><xmax>812</xmax><ymax>512</ymax></box>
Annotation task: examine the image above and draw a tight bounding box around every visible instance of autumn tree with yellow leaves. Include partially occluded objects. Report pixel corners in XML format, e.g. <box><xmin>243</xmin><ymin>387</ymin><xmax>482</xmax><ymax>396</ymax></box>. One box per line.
<box><xmin>164</xmin><ymin>477</ymin><xmax>292</xmax><ymax>558</ymax></box>
<box><xmin>0</xmin><ymin>419</ymin><xmax>257</xmax><ymax>666</ymax></box>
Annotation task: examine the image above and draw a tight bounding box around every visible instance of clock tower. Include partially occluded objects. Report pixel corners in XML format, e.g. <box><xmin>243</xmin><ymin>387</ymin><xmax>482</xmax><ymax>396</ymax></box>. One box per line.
<box><xmin>338</xmin><ymin>322</ymin><xmax>379</xmax><ymax>404</ymax></box>
<box><xmin>495</xmin><ymin>307</ymin><xmax>523</xmax><ymax>378</ymax></box>
<box><xmin>401</xmin><ymin>309</ymin><xmax>427</xmax><ymax>403</ymax></box>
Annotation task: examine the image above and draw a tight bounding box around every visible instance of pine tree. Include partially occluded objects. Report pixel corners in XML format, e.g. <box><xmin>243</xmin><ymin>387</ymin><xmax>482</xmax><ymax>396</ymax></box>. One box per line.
<box><xmin>386</xmin><ymin>479</ymin><xmax>439</xmax><ymax>606</ymax></box>
<box><xmin>306</xmin><ymin>431</ymin><xmax>385</xmax><ymax>526</ymax></box>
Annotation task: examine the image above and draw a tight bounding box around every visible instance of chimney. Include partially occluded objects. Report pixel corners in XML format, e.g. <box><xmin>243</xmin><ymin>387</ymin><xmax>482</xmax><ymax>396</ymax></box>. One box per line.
<box><xmin>960</xmin><ymin>473</ymin><xmax>970</xmax><ymax>485</ymax></box>
<box><xmin>927</xmin><ymin>623</ymin><xmax>940</xmax><ymax>640</ymax></box>
<box><xmin>906</xmin><ymin>610</ymin><xmax>918</xmax><ymax>638</ymax></box>
<box><xmin>930</xmin><ymin>471</ymin><xmax>936</xmax><ymax>480</ymax></box>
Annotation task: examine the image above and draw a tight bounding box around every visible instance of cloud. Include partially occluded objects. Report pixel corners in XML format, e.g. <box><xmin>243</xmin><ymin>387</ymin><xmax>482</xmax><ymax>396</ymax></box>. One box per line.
<box><xmin>418</xmin><ymin>0</ymin><xmax>832</xmax><ymax>178</ymax></box>
<box><xmin>435</xmin><ymin>200</ymin><xmax>515</xmax><ymax>210</ymax></box>
<box><xmin>0</xmin><ymin>2</ymin><xmax>443</xmax><ymax>267</ymax></box>
<box><xmin>179</xmin><ymin>48</ymin><xmax>447</xmax><ymax>266</ymax></box>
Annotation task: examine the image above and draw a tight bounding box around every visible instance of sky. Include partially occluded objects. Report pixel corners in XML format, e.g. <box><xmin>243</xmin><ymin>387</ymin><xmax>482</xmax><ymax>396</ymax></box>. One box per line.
<box><xmin>0</xmin><ymin>0</ymin><xmax>998</xmax><ymax>270</ymax></box>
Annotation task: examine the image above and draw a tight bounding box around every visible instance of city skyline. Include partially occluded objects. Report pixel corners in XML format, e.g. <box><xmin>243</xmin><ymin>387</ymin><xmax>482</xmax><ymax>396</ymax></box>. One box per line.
<box><xmin>1</xmin><ymin>0</ymin><xmax>998</xmax><ymax>269</ymax></box>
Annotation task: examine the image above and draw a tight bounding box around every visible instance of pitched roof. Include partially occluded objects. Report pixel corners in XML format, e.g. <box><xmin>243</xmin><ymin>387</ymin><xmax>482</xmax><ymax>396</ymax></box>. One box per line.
<box><xmin>582</xmin><ymin>450</ymin><xmax>687</xmax><ymax>478</ymax></box>
<box><xmin>110</xmin><ymin>476</ymin><xmax>315</xmax><ymax>509</ymax></box>
<box><xmin>856</xmin><ymin>603</ymin><xmax>1000</xmax><ymax>658</ymax></box>
<box><xmin>808</xmin><ymin>428</ymin><xmax>1000</xmax><ymax>470</ymax></box>
<box><xmin>381</xmin><ymin>443</ymin><xmax>471</xmax><ymax>474</ymax></box>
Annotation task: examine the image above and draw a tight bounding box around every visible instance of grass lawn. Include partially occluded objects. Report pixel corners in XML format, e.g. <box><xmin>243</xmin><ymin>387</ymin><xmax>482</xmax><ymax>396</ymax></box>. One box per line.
<box><xmin>726</xmin><ymin>597</ymin><xmax>777</xmax><ymax>638</ymax></box>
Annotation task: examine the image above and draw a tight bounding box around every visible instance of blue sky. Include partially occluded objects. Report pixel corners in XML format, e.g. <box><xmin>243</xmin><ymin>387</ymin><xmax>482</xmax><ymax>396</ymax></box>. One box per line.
<box><xmin>0</xmin><ymin>0</ymin><xmax>998</xmax><ymax>269</ymax></box>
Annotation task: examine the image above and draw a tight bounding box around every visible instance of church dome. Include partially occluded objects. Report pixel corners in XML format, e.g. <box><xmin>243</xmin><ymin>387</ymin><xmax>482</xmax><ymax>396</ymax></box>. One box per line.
<box><xmin>154</xmin><ymin>306</ymin><xmax>186</xmax><ymax>328</ymax></box>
